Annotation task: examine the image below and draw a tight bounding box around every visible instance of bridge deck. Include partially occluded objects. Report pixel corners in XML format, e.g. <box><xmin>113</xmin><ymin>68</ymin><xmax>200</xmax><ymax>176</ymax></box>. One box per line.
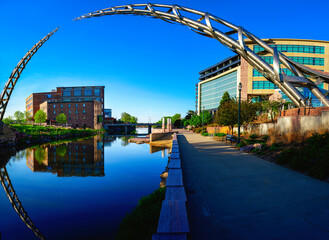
<box><xmin>179</xmin><ymin>131</ymin><xmax>329</xmax><ymax>240</ymax></box>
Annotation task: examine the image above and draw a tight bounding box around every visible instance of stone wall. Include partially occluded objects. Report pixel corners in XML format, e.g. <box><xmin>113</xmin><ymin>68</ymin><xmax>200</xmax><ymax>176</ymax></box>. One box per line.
<box><xmin>0</xmin><ymin>122</ymin><xmax>15</xmax><ymax>144</ymax></box>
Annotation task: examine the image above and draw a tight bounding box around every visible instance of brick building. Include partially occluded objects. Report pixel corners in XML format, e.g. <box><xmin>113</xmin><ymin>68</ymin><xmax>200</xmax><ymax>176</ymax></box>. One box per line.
<box><xmin>26</xmin><ymin>86</ymin><xmax>105</xmax><ymax>119</ymax></box>
<box><xmin>40</xmin><ymin>100</ymin><xmax>102</xmax><ymax>129</ymax></box>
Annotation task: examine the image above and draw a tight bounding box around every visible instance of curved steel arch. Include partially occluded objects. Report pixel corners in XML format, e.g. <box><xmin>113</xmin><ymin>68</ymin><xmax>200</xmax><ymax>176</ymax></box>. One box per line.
<box><xmin>75</xmin><ymin>3</ymin><xmax>329</xmax><ymax>107</ymax></box>
<box><xmin>0</xmin><ymin>27</ymin><xmax>59</xmax><ymax>120</ymax></box>
<box><xmin>0</xmin><ymin>166</ymin><xmax>45</xmax><ymax>239</ymax></box>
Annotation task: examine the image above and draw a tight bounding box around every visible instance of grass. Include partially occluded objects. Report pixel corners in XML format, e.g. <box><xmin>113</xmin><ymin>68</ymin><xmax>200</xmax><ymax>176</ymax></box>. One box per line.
<box><xmin>114</xmin><ymin>187</ymin><xmax>166</xmax><ymax>240</ymax></box>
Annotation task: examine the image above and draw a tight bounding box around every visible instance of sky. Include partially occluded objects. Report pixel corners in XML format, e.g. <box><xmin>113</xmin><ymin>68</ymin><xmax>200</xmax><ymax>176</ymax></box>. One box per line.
<box><xmin>1</xmin><ymin>0</ymin><xmax>329</xmax><ymax>122</ymax></box>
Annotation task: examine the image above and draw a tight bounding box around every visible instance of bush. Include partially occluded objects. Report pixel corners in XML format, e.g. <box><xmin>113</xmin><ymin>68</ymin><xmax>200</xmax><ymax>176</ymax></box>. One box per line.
<box><xmin>261</xmin><ymin>135</ymin><xmax>270</xmax><ymax>142</ymax></box>
<box><xmin>214</xmin><ymin>133</ymin><xmax>226</xmax><ymax>137</ymax></box>
<box><xmin>249</xmin><ymin>133</ymin><xmax>258</xmax><ymax>139</ymax></box>
<box><xmin>201</xmin><ymin>132</ymin><xmax>209</xmax><ymax>136</ymax></box>
<box><xmin>237</xmin><ymin>141</ymin><xmax>246</xmax><ymax>148</ymax></box>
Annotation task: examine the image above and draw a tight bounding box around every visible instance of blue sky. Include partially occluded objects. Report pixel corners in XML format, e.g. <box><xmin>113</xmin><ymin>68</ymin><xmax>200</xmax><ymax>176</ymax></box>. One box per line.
<box><xmin>1</xmin><ymin>0</ymin><xmax>329</xmax><ymax>122</ymax></box>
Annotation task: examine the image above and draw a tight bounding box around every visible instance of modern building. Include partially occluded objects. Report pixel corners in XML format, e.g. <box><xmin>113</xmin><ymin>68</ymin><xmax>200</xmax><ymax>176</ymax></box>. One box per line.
<box><xmin>104</xmin><ymin>109</ymin><xmax>112</xmax><ymax>118</ymax></box>
<box><xmin>26</xmin><ymin>86</ymin><xmax>105</xmax><ymax>118</ymax></box>
<box><xmin>196</xmin><ymin>39</ymin><xmax>329</xmax><ymax>114</ymax></box>
<box><xmin>40</xmin><ymin>100</ymin><xmax>103</xmax><ymax>129</ymax></box>
<box><xmin>26</xmin><ymin>136</ymin><xmax>104</xmax><ymax>177</ymax></box>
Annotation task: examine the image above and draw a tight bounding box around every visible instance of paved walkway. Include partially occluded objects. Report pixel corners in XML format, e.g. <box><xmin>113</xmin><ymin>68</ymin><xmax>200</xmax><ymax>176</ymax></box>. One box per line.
<box><xmin>179</xmin><ymin>132</ymin><xmax>329</xmax><ymax>240</ymax></box>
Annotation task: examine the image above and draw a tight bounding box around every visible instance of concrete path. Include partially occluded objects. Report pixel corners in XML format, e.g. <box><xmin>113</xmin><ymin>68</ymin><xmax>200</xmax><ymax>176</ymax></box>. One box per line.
<box><xmin>179</xmin><ymin>132</ymin><xmax>329</xmax><ymax>240</ymax></box>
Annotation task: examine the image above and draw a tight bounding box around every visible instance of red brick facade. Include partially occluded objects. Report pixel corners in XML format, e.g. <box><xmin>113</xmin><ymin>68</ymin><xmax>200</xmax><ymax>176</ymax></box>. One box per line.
<box><xmin>240</xmin><ymin>57</ymin><xmax>249</xmax><ymax>101</ymax></box>
<box><xmin>280</xmin><ymin>107</ymin><xmax>329</xmax><ymax>117</ymax></box>
<box><xmin>40</xmin><ymin>100</ymin><xmax>102</xmax><ymax>129</ymax></box>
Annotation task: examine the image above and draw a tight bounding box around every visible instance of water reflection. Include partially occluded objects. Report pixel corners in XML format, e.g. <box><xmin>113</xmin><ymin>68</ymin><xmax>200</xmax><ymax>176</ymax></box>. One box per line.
<box><xmin>0</xmin><ymin>134</ymin><xmax>170</xmax><ymax>239</ymax></box>
<box><xmin>26</xmin><ymin>136</ymin><xmax>105</xmax><ymax>177</ymax></box>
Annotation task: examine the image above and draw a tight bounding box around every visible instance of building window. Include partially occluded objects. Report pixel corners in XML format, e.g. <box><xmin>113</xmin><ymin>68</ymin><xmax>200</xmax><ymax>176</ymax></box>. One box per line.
<box><xmin>76</xmin><ymin>110</ymin><xmax>78</xmax><ymax>114</ymax></box>
<box><xmin>61</xmin><ymin>104</ymin><xmax>63</xmax><ymax>108</ymax></box>
<box><xmin>76</xmin><ymin>103</ymin><xmax>78</xmax><ymax>108</ymax></box>
<box><xmin>68</xmin><ymin>104</ymin><xmax>71</xmax><ymax>108</ymax></box>
<box><xmin>53</xmin><ymin>104</ymin><xmax>56</xmax><ymax>109</ymax></box>
<box><xmin>69</xmin><ymin>110</ymin><xmax>71</xmax><ymax>114</ymax></box>
<box><xmin>84</xmin><ymin>89</ymin><xmax>92</xmax><ymax>96</ymax></box>
<box><xmin>254</xmin><ymin>44</ymin><xmax>325</xmax><ymax>54</ymax></box>
<box><xmin>63</xmin><ymin>90</ymin><xmax>71</xmax><ymax>97</ymax></box>
<box><xmin>252</xmin><ymin>81</ymin><xmax>279</xmax><ymax>89</ymax></box>
<box><xmin>74</xmin><ymin>90</ymin><xmax>81</xmax><ymax>96</ymax></box>
<box><xmin>54</xmin><ymin>111</ymin><xmax>56</xmax><ymax>115</ymax></box>
<box><xmin>83</xmin><ymin>104</ymin><xmax>85</xmax><ymax>108</ymax></box>
<box><xmin>94</xmin><ymin>89</ymin><xmax>100</xmax><ymax>96</ymax></box>
<box><xmin>46</xmin><ymin>94</ymin><xmax>52</xmax><ymax>99</ymax></box>
<box><xmin>83</xmin><ymin>110</ymin><xmax>86</xmax><ymax>114</ymax></box>
<box><xmin>261</xmin><ymin>56</ymin><xmax>324</xmax><ymax>66</ymax></box>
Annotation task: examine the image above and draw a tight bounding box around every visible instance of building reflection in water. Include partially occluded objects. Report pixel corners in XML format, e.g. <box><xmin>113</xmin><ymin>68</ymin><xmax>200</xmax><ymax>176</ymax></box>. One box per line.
<box><xmin>26</xmin><ymin>135</ymin><xmax>104</xmax><ymax>177</ymax></box>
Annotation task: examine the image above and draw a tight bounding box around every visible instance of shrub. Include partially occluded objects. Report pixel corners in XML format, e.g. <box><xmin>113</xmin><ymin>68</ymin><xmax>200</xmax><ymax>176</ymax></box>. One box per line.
<box><xmin>249</xmin><ymin>133</ymin><xmax>258</xmax><ymax>139</ymax></box>
<box><xmin>201</xmin><ymin>132</ymin><xmax>209</xmax><ymax>136</ymax></box>
<box><xmin>214</xmin><ymin>133</ymin><xmax>226</xmax><ymax>137</ymax></box>
<box><xmin>261</xmin><ymin>135</ymin><xmax>270</xmax><ymax>142</ymax></box>
<box><xmin>237</xmin><ymin>141</ymin><xmax>246</xmax><ymax>148</ymax></box>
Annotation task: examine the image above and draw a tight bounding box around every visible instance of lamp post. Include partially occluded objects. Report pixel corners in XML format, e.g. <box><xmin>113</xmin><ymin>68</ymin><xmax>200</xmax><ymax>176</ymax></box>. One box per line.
<box><xmin>202</xmin><ymin>106</ymin><xmax>205</xmax><ymax>134</ymax></box>
<box><xmin>238</xmin><ymin>82</ymin><xmax>242</xmax><ymax>144</ymax></box>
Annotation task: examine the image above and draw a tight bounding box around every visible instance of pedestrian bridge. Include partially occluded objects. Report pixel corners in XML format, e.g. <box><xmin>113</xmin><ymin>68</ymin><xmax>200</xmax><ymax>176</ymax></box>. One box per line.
<box><xmin>104</xmin><ymin>123</ymin><xmax>161</xmax><ymax>134</ymax></box>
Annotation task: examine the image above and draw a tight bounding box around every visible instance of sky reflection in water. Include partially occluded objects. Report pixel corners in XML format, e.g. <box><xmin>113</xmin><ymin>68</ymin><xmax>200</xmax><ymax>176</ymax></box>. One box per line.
<box><xmin>0</xmin><ymin>133</ymin><xmax>168</xmax><ymax>240</ymax></box>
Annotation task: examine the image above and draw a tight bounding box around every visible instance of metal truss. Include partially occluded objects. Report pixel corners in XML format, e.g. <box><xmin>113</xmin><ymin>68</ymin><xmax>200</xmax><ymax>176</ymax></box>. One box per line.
<box><xmin>0</xmin><ymin>167</ymin><xmax>45</xmax><ymax>239</ymax></box>
<box><xmin>0</xmin><ymin>27</ymin><xmax>59</xmax><ymax>120</ymax></box>
<box><xmin>75</xmin><ymin>3</ymin><xmax>329</xmax><ymax>107</ymax></box>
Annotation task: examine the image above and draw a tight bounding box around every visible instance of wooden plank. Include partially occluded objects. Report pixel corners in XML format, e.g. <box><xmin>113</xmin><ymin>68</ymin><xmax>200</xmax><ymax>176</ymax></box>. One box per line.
<box><xmin>168</xmin><ymin>169</ymin><xmax>182</xmax><ymax>179</ymax></box>
<box><xmin>166</xmin><ymin>177</ymin><xmax>183</xmax><ymax>187</ymax></box>
<box><xmin>152</xmin><ymin>233</ymin><xmax>187</xmax><ymax>240</ymax></box>
<box><xmin>170</xmin><ymin>152</ymin><xmax>180</xmax><ymax>159</ymax></box>
<box><xmin>157</xmin><ymin>200</ymin><xmax>190</xmax><ymax>233</ymax></box>
<box><xmin>168</xmin><ymin>159</ymin><xmax>181</xmax><ymax>169</ymax></box>
<box><xmin>165</xmin><ymin>187</ymin><xmax>187</xmax><ymax>201</ymax></box>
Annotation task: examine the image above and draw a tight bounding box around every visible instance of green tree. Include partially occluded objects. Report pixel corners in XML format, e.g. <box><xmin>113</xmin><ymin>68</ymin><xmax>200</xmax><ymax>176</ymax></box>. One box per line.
<box><xmin>261</xmin><ymin>100</ymin><xmax>281</xmax><ymax>122</ymax></box>
<box><xmin>190</xmin><ymin>115</ymin><xmax>202</xmax><ymax>127</ymax></box>
<box><xmin>3</xmin><ymin>116</ymin><xmax>13</xmax><ymax>125</ymax></box>
<box><xmin>130</xmin><ymin>116</ymin><xmax>138</xmax><ymax>124</ymax></box>
<box><xmin>34</xmin><ymin>110</ymin><xmax>47</xmax><ymax>124</ymax></box>
<box><xmin>182</xmin><ymin>119</ymin><xmax>190</xmax><ymax>127</ymax></box>
<box><xmin>56</xmin><ymin>113</ymin><xmax>67</xmax><ymax>124</ymax></box>
<box><xmin>201</xmin><ymin>110</ymin><xmax>213</xmax><ymax>124</ymax></box>
<box><xmin>24</xmin><ymin>111</ymin><xmax>32</xmax><ymax>122</ymax></box>
<box><xmin>121</xmin><ymin>112</ymin><xmax>132</xmax><ymax>123</ymax></box>
<box><xmin>216</xmin><ymin>99</ymin><xmax>238</xmax><ymax>134</ymax></box>
<box><xmin>14</xmin><ymin>111</ymin><xmax>25</xmax><ymax>123</ymax></box>
<box><xmin>240</xmin><ymin>101</ymin><xmax>262</xmax><ymax>129</ymax></box>
<box><xmin>219</xmin><ymin>91</ymin><xmax>231</xmax><ymax>106</ymax></box>
<box><xmin>184</xmin><ymin>110</ymin><xmax>195</xmax><ymax>120</ymax></box>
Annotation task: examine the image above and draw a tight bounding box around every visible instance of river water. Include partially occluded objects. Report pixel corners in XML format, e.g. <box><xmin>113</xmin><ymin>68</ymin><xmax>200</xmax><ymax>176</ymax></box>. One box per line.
<box><xmin>0</xmin><ymin>130</ymin><xmax>168</xmax><ymax>239</ymax></box>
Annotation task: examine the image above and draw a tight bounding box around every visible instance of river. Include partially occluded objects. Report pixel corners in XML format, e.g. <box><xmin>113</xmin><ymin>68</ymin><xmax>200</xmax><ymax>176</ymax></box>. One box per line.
<box><xmin>0</xmin><ymin>130</ymin><xmax>168</xmax><ymax>239</ymax></box>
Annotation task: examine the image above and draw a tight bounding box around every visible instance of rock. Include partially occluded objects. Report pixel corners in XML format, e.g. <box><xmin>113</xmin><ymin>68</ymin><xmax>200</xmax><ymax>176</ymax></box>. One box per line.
<box><xmin>253</xmin><ymin>143</ymin><xmax>262</xmax><ymax>149</ymax></box>
<box><xmin>240</xmin><ymin>144</ymin><xmax>254</xmax><ymax>152</ymax></box>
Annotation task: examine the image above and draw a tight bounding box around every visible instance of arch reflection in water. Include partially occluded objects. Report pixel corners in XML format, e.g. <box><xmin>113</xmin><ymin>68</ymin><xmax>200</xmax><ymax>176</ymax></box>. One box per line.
<box><xmin>26</xmin><ymin>136</ymin><xmax>104</xmax><ymax>177</ymax></box>
<box><xmin>0</xmin><ymin>163</ymin><xmax>45</xmax><ymax>240</ymax></box>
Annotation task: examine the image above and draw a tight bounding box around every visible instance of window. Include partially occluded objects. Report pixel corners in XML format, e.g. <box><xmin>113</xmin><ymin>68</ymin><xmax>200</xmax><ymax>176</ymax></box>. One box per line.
<box><xmin>76</xmin><ymin>103</ymin><xmax>78</xmax><ymax>108</ymax></box>
<box><xmin>83</xmin><ymin>110</ymin><xmax>86</xmax><ymax>114</ymax></box>
<box><xmin>254</xmin><ymin>44</ymin><xmax>325</xmax><ymax>54</ymax></box>
<box><xmin>61</xmin><ymin>104</ymin><xmax>63</xmax><ymax>108</ymax></box>
<box><xmin>260</xmin><ymin>56</ymin><xmax>324</xmax><ymax>66</ymax></box>
<box><xmin>53</xmin><ymin>104</ymin><xmax>56</xmax><ymax>109</ymax></box>
<box><xmin>69</xmin><ymin>110</ymin><xmax>71</xmax><ymax>114</ymax></box>
<box><xmin>68</xmin><ymin>104</ymin><xmax>71</xmax><ymax>108</ymax></box>
<box><xmin>74</xmin><ymin>90</ymin><xmax>81</xmax><ymax>96</ymax></box>
<box><xmin>46</xmin><ymin>94</ymin><xmax>52</xmax><ymax>99</ymax></box>
<box><xmin>76</xmin><ymin>110</ymin><xmax>78</xmax><ymax>114</ymax></box>
<box><xmin>83</xmin><ymin>104</ymin><xmax>85</xmax><ymax>108</ymax></box>
<box><xmin>54</xmin><ymin>111</ymin><xmax>56</xmax><ymax>115</ymax></box>
<box><xmin>84</xmin><ymin>89</ymin><xmax>92</xmax><ymax>96</ymax></box>
<box><xmin>94</xmin><ymin>88</ymin><xmax>100</xmax><ymax>96</ymax></box>
<box><xmin>252</xmin><ymin>81</ymin><xmax>279</xmax><ymax>89</ymax></box>
<box><xmin>63</xmin><ymin>90</ymin><xmax>71</xmax><ymax>97</ymax></box>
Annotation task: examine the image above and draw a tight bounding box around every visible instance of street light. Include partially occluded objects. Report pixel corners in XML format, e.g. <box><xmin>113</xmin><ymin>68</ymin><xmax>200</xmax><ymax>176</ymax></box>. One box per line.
<box><xmin>202</xmin><ymin>106</ymin><xmax>205</xmax><ymax>134</ymax></box>
<box><xmin>238</xmin><ymin>82</ymin><xmax>242</xmax><ymax>144</ymax></box>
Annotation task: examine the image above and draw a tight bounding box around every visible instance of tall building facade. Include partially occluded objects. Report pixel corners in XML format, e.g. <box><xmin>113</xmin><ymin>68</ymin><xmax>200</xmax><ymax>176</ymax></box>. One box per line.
<box><xmin>196</xmin><ymin>39</ymin><xmax>329</xmax><ymax>115</ymax></box>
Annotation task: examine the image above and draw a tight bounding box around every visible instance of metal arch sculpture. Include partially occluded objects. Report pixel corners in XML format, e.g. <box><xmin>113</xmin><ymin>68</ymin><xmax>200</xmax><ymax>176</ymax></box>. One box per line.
<box><xmin>75</xmin><ymin>3</ymin><xmax>329</xmax><ymax>107</ymax></box>
<box><xmin>0</xmin><ymin>166</ymin><xmax>45</xmax><ymax>239</ymax></box>
<box><xmin>0</xmin><ymin>27</ymin><xmax>59</xmax><ymax>120</ymax></box>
